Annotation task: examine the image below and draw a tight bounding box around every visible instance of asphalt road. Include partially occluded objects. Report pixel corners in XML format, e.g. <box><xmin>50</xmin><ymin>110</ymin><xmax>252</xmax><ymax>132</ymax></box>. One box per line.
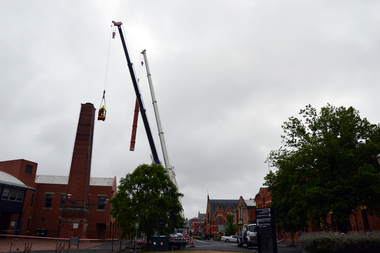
<box><xmin>30</xmin><ymin>239</ymin><xmax>305</xmax><ymax>253</ymax></box>
<box><xmin>186</xmin><ymin>239</ymin><xmax>305</xmax><ymax>253</ymax></box>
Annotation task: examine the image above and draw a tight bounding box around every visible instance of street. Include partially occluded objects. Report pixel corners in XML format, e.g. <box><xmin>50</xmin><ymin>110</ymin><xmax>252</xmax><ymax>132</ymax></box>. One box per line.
<box><xmin>186</xmin><ymin>239</ymin><xmax>305</xmax><ymax>253</ymax></box>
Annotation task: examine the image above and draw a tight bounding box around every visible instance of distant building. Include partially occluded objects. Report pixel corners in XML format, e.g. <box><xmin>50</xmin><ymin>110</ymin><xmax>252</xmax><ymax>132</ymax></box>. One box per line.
<box><xmin>235</xmin><ymin>196</ymin><xmax>256</xmax><ymax>235</ymax></box>
<box><xmin>255</xmin><ymin>187</ymin><xmax>271</xmax><ymax>209</ymax></box>
<box><xmin>254</xmin><ymin>186</ymin><xmax>380</xmax><ymax>243</ymax></box>
<box><xmin>189</xmin><ymin>211</ymin><xmax>206</xmax><ymax>236</ymax></box>
<box><xmin>197</xmin><ymin>185</ymin><xmax>380</xmax><ymax>244</ymax></box>
<box><xmin>203</xmin><ymin>195</ymin><xmax>238</xmax><ymax>238</ymax></box>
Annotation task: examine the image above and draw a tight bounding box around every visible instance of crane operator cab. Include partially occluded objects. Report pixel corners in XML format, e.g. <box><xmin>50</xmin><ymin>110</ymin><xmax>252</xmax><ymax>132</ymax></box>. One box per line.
<box><xmin>98</xmin><ymin>90</ymin><xmax>107</xmax><ymax>121</ymax></box>
<box><xmin>98</xmin><ymin>106</ymin><xmax>106</xmax><ymax>121</ymax></box>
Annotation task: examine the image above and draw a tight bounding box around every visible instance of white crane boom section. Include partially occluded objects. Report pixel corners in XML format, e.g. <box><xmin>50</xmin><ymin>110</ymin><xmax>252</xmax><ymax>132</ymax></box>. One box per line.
<box><xmin>141</xmin><ymin>49</ymin><xmax>178</xmax><ymax>187</ymax></box>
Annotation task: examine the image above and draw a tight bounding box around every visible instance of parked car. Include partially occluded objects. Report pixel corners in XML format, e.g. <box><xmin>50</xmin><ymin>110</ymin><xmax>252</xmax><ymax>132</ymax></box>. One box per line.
<box><xmin>221</xmin><ymin>235</ymin><xmax>237</xmax><ymax>243</ymax></box>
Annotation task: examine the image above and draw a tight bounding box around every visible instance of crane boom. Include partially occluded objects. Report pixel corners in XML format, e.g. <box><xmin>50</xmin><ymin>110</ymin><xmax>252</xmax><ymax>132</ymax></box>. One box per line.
<box><xmin>129</xmin><ymin>99</ymin><xmax>139</xmax><ymax>151</ymax></box>
<box><xmin>141</xmin><ymin>49</ymin><xmax>178</xmax><ymax>186</ymax></box>
<box><xmin>112</xmin><ymin>21</ymin><xmax>160</xmax><ymax>164</ymax></box>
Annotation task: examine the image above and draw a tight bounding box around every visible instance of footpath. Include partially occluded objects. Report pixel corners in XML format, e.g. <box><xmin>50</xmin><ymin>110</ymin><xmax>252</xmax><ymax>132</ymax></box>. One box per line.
<box><xmin>30</xmin><ymin>240</ymin><xmax>128</xmax><ymax>253</ymax></box>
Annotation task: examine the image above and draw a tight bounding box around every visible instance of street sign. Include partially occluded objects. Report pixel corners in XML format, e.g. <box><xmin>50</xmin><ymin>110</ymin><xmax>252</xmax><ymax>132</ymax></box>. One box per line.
<box><xmin>135</xmin><ymin>223</ymin><xmax>139</xmax><ymax>230</ymax></box>
<box><xmin>256</xmin><ymin>207</ymin><xmax>278</xmax><ymax>253</ymax></box>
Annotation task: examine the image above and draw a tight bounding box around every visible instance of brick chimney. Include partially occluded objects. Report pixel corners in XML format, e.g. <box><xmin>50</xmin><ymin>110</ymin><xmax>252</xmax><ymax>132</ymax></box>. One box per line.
<box><xmin>60</xmin><ymin>103</ymin><xmax>95</xmax><ymax>239</ymax></box>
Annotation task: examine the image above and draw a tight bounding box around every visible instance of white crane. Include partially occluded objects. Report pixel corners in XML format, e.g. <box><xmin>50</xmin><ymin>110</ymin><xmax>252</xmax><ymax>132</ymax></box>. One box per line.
<box><xmin>141</xmin><ymin>49</ymin><xmax>178</xmax><ymax>188</ymax></box>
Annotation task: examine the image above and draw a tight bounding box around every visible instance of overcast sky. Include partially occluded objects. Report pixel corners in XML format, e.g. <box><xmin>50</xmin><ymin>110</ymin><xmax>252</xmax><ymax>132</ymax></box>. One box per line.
<box><xmin>1</xmin><ymin>1</ymin><xmax>380</xmax><ymax>219</ymax></box>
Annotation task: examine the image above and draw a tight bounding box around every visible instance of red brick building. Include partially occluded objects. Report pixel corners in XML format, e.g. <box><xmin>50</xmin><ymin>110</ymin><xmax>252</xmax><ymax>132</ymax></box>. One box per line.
<box><xmin>235</xmin><ymin>196</ymin><xmax>256</xmax><ymax>235</ymax></box>
<box><xmin>254</xmin><ymin>186</ymin><xmax>380</xmax><ymax>243</ymax></box>
<box><xmin>0</xmin><ymin>103</ymin><xmax>118</xmax><ymax>239</ymax></box>
<box><xmin>255</xmin><ymin>187</ymin><xmax>271</xmax><ymax>209</ymax></box>
<box><xmin>0</xmin><ymin>163</ymin><xmax>117</xmax><ymax>239</ymax></box>
<box><xmin>316</xmin><ymin>206</ymin><xmax>380</xmax><ymax>233</ymax></box>
<box><xmin>203</xmin><ymin>195</ymin><xmax>238</xmax><ymax>238</ymax></box>
<box><xmin>197</xmin><ymin>185</ymin><xmax>380</xmax><ymax>243</ymax></box>
<box><xmin>189</xmin><ymin>212</ymin><xmax>205</xmax><ymax>236</ymax></box>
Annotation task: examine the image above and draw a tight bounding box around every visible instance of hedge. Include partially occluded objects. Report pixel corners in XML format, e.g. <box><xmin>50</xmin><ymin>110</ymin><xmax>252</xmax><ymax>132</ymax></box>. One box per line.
<box><xmin>299</xmin><ymin>231</ymin><xmax>380</xmax><ymax>253</ymax></box>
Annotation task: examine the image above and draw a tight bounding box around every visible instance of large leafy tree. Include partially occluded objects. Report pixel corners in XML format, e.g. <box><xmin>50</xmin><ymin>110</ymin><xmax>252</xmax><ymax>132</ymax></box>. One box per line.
<box><xmin>110</xmin><ymin>163</ymin><xmax>184</xmax><ymax>240</ymax></box>
<box><xmin>265</xmin><ymin>104</ymin><xmax>380</xmax><ymax>233</ymax></box>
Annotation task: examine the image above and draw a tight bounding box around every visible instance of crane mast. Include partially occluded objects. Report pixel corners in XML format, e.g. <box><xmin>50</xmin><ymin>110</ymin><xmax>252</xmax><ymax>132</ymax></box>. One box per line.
<box><xmin>112</xmin><ymin>21</ymin><xmax>160</xmax><ymax>165</ymax></box>
<box><xmin>141</xmin><ymin>49</ymin><xmax>178</xmax><ymax>187</ymax></box>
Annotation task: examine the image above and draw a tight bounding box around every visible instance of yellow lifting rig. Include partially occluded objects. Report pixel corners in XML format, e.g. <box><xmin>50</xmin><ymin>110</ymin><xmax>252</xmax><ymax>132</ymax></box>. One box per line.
<box><xmin>98</xmin><ymin>90</ymin><xmax>106</xmax><ymax>121</ymax></box>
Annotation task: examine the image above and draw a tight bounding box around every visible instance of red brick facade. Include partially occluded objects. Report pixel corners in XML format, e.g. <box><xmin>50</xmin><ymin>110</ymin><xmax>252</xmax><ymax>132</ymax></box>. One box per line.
<box><xmin>0</xmin><ymin>161</ymin><xmax>117</xmax><ymax>239</ymax></box>
<box><xmin>235</xmin><ymin>196</ymin><xmax>256</xmax><ymax>234</ymax></box>
<box><xmin>255</xmin><ymin>187</ymin><xmax>271</xmax><ymax>209</ymax></box>
<box><xmin>0</xmin><ymin>103</ymin><xmax>118</xmax><ymax>240</ymax></box>
<box><xmin>189</xmin><ymin>212</ymin><xmax>205</xmax><ymax>236</ymax></box>
<box><xmin>59</xmin><ymin>102</ymin><xmax>95</xmax><ymax>239</ymax></box>
<box><xmin>199</xmin><ymin>186</ymin><xmax>380</xmax><ymax>241</ymax></box>
<box><xmin>203</xmin><ymin>196</ymin><xmax>238</xmax><ymax>238</ymax></box>
<box><xmin>253</xmin><ymin>187</ymin><xmax>380</xmax><ymax>243</ymax></box>
<box><xmin>0</xmin><ymin>160</ymin><xmax>38</xmax><ymax>235</ymax></box>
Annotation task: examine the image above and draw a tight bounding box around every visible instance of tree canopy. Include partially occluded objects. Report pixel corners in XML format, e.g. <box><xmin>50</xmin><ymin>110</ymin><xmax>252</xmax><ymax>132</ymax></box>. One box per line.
<box><xmin>225</xmin><ymin>214</ymin><xmax>238</xmax><ymax>236</ymax></box>
<box><xmin>110</xmin><ymin>163</ymin><xmax>184</xmax><ymax>240</ymax></box>
<box><xmin>265</xmin><ymin>104</ymin><xmax>380</xmax><ymax>233</ymax></box>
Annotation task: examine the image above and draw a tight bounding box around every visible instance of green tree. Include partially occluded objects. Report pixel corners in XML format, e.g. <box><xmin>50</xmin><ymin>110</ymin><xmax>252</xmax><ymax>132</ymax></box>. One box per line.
<box><xmin>224</xmin><ymin>214</ymin><xmax>238</xmax><ymax>236</ymax></box>
<box><xmin>265</xmin><ymin>104</ymin><xmax>380</xmax><ymax>233</ymax></box>
<box><xmin>110</xmin><ymin>163</ymin><xmax>184</xmax><ymax>240</ymax></box>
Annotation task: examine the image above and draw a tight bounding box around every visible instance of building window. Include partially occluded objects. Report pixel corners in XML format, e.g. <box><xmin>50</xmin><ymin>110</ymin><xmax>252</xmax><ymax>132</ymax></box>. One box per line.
<box><xmin>98</xmin><ymin>196</ymin><xmax>106</xmax><ymax>210</ymax></box>
<box><xmin>61</xmin><ymin>194</ymin><xmax>66</xmax><ymax>208</ymax></box>
<box><xmin>45</xmin><ymin>194</ymin><xmax>53</xmax><ymax>208</ymax></box>
<box><xmin>1</xmin><ymin>186</ymin><xmax>24</xmax><ymax>202</ymax></box>
<box><xmin>16</xmin><ymin>189</ymin><xmax>24</xmax><ymax>201</ymax></box>
<box><xmin>217</xmin><ymin>216</ymin><xmax>223</xmax><ymax>225</ymax></box>
<box><xmin>9</xmin><ymin>188</ymin><xmax>17</xmax><ymax>201</ymax></box>
<box><xmin>25</xmin><ymin>165</ymin><xmax>33</xmax><ymax>174</ymax></box>
<box><xmin>1</xmin><ymin>186</ymin><xmax>11</xmax><ymax>200</ymax></box>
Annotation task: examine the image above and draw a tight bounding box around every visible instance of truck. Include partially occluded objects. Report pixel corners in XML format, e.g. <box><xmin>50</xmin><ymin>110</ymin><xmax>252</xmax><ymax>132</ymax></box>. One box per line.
<box><xmin>237</xmin><ymin>223</ymin><xmax>257</xmax><ymax>248</ymax></box>
<box><xmin>168</xmin><ymin>228</ymin><xmax>193</xmax><ymax>249</ymax></box>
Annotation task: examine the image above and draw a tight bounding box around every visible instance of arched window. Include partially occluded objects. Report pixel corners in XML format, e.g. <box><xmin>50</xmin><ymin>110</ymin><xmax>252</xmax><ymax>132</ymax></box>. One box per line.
<box><xmin>217</xmin><ymin>216</ymin><xmax>223</xmax><ymax>225</ymax></box>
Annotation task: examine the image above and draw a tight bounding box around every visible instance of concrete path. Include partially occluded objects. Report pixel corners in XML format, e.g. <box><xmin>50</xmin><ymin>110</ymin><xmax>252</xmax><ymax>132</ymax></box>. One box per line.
<box><xmin>30</xmin><ymin>240</ymin><xmax>127</xmax><ymax>253</ymax></box>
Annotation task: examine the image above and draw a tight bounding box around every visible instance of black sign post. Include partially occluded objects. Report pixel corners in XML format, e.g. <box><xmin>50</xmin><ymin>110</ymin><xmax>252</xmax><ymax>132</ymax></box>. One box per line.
<box><xmin>256</xmin><ymin>207</ymin><xmax>278</xmax><ymax>253</ymax></box>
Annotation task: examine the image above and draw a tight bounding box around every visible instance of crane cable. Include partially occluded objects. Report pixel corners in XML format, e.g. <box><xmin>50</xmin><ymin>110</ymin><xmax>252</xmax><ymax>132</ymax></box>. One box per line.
<box><xmin>98</xmin><ymin>24</ymin><xmax>115</xmax><ymax>121</ymax></box>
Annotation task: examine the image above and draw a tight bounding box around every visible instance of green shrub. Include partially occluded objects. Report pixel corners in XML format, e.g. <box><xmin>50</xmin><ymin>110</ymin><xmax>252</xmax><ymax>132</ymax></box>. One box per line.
<box><xmin>300</xmin><ymin>232</ymin><xmax>380</xmax><ymax>253</ymax></box>
<box><xmin>213</xmin><ymin>238</ymin><xmax>221</xmax><ymax>241</ymax></box>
